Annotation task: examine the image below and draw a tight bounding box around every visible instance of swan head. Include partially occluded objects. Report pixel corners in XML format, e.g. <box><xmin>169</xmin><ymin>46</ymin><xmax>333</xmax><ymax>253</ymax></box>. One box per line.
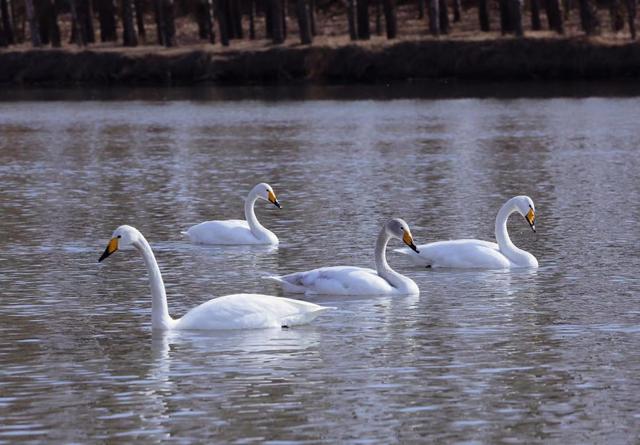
<box><xmin>514</xmin><ymin>196</ymin><xmax>536</xmax><ymax>233</ymax></box>
<box><xmin>252</xmin><ymin>183</ymin><xmax>281</xmax><ymax>209</ymax></box>
<box><xmin>98</xmin><ymin>225</ymin><xmax>141</xmax><ymax>262</ymax></box>
<box><xmin>386</xmin><ymin>218</ymin><xmax>419</xmax><ymax>253</ymax></box>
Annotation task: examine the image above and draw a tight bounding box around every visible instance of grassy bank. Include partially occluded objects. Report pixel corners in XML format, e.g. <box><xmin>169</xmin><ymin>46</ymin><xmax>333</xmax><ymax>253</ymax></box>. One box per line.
<box><xmin>2</xmin><ymin>36</ymin><xmax>640</xmax><ymax>85</ymax></box>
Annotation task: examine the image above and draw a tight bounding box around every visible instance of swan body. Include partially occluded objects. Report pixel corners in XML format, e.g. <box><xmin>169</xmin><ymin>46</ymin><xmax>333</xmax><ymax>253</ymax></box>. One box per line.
<box><xmin>99</xmin><ymin>225</ymin><xmax>332</xmax><ymax>331</ymax></box>
<box><xmin>182</xmin><ymin>183</ymin><xmax>280</xmax><ymax>245</ymax></box>
<box><xmin>268</xmin><ymin>218</ymin><xmax>420</xmax><ymax>296</ymax></box>
<box><xmin>173</xmin><ymin>294</ymin><xmax>330</xmax><ymax>330</ymax></box>
<box><xmin>396</xmin><ymin>195</ymin><xmax>538</xmax><ymax>269</ymax></box>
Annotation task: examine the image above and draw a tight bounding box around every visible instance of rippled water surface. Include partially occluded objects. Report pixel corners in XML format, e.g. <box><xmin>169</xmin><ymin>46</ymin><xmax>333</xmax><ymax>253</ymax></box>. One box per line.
<box><xmin>1</xmin><ymin>88</ymin><xmax>639</xmax><ymax>443</ymax></box>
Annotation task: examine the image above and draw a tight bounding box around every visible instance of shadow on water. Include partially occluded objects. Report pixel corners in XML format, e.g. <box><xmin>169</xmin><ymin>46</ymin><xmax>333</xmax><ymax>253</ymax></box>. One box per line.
<box><xmin>4</xmin><ymin>81</ymin><xmax>640</xmax><ymax>102</ymax></box>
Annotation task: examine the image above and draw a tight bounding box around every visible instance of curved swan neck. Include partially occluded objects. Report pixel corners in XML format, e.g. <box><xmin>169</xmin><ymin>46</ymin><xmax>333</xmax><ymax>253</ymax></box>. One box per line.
<box><xmin>374</xmin><ymin>229</ymin><xmax>409</xmax><ymax>290</ymax></box>
<box><xmin>134</xmin><ymin>237</ymin><xmax>173</xmax><ymax>331</ymax></box>
<box><xmin>244</xmin><ymin>192</ymin><xmax>268</xmax><ymax>238</ymax></box>
<box><xmin>494</xmin><ymin>199</ymin><xmax>528</xmax><ymax>263</ymax></box>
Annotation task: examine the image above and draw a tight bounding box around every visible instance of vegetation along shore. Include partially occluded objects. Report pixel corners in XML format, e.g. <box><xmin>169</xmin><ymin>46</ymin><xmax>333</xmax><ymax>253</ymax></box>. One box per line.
<box><xmin>1</xmin><ymin>0</ymin><xmax>639</xmax><ymax>85</ymax></box>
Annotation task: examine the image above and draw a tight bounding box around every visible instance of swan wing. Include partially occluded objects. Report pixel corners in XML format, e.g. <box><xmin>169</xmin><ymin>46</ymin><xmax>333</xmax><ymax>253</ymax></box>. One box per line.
<box><xmin>271</xmin><ymin>266</ymin><xmax>396</xmax><ymax>295</ymax></box>
<box><xmin>174</xmin><ymin>294</ymin><xmax>333</xmax><ymax>330</ymax></box>
<box><xmin>396</xmin><ymin>239</ymin><xmax>511</xmax><ymax>269</ymax></box>
<box><xmin>183</xmin><ymin>220</ymin><xmax>262</xmax><ymax>245</ymax></box>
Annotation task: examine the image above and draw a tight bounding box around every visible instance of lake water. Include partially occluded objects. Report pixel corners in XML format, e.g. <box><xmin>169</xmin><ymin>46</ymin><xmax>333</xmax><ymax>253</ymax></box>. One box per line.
<box><xmin>1</xmin><ymin>87</ymin><xmax>639</xmax><ymax>443</ymax></box>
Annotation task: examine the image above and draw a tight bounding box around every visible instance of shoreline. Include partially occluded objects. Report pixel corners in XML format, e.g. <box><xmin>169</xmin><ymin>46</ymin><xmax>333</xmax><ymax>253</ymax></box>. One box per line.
<box><xmin>2</xmin><ymin>38</ymin><xmax>640</xmax><ymax>86</ymax></box>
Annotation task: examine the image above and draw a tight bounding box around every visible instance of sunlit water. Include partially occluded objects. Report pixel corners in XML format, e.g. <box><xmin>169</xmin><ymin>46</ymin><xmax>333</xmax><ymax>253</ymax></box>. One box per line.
<box><xmin>1</xmin><ymin>89</ymin><xmax>639</xmax><ymax>443</ymax></box>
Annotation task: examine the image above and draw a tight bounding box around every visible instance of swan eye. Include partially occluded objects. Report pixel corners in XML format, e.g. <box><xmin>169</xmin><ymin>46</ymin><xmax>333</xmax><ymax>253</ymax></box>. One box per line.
<box><xmin>117</xmin><ymin>235</ymin><xmax>122</xmax><ymax>239</ymax></box>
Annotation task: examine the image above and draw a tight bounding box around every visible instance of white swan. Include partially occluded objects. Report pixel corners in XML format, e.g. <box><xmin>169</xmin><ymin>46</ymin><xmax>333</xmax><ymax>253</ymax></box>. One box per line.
<box><xmin>182</xmin><ymin>183</ymin><xmax>281</xmax><ymax>245</ymax></box>
<box><xmin>395</xmin><ymin>195</ymin><xmax>538</xmax><ymax>269</ymax></box>
<box><xmin>98</xmin><ymin>225</ymin><xmax>332</xmax><ymax>330</ymax></box>
<box><xmin>267</xmin><ymin>218</ymin><xmax>420</xmax><ymax>296</ymax></box>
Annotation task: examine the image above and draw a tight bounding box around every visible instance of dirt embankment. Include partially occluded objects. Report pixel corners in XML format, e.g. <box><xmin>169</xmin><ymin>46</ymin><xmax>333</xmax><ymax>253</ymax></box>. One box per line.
<box><xmin>2</xmin><ymin>38</ymin><xmax>640</xmax><ymax>85</ymax></box>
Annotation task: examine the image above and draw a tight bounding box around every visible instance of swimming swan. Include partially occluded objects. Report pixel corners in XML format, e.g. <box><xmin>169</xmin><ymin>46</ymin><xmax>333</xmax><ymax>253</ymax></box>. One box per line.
<box><xmin>182</xmin><ymin>183</ymin><xmax>281</xmax><ymax>245</ymax></box>
<box><xmin>267</xmin><ymin>218</ymin><xmax>420</xmax><ymax>296</ymax></box>
<box><xmin>395</xmin><ymin>195</ymin><xmax>538</xmax><ymax>269</ymax></box>
<box><xmin>99</xmin><ymin>225</ymin><xmax>332</xmax><ymax>330</ymax></box>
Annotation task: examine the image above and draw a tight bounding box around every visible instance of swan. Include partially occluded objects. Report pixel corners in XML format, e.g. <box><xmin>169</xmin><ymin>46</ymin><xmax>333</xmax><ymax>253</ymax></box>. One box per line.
<box><xmin>182</xmin><ymin>183</ymin><xmax>281</xmax><ymax>245</ymax></box>
<box><xmin>395</xmin><ymin>195</ymin><xmax>538</xmax><ymax>269</ymax></box>
<box><xmin>266</xmin><ymin>218</ymin><xmax>420</xmax><ymax>296</ymax></box>
<box><xmin>98</xmin><ymin>225</ymin><xmax>332</xmax><ymax>330</ymax></box>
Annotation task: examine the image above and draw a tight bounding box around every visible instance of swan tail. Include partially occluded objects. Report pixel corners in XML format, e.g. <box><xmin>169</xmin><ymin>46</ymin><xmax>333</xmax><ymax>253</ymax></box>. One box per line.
<box><xmin>180</xmin><ymin>231</ymin><xmax>190</xmax><ymax>237</ymax></box>
<box><xmin>263</xmin><ymin>275</ymin><xmax>307</xmax><ymax>293</ymax></box>
<box><xmin>394</xmin><ymin>247</ymin><xmax>432</xmax><ymax>266</ymax></box>
<box><xmin>393</xmin><ymin>247</ymin><xmax>414</xmax><ymax>256</ymax></box>
<box><xmin>281</xmin><ymin>306</ymin><xmax>335</xmax><ymax>327</ymax></box>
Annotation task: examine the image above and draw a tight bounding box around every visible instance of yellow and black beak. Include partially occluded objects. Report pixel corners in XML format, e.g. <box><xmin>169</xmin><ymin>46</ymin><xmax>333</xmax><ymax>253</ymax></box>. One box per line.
<box><xmin>525</xmin><ymin>208</ymin><xmax>536</xmax><ymax>233</ymax></box>
<box><xmin>267</xmin><ymin>190</ymin><xmax>281</xmax><ymax>209</ymax></box>
<box><xmin>98</xmin><ymin>237</ymin><xmax>119</xmax><ymax>262</ymax></box>
<box><xmin>403</xmin><ymin>230</ymin><xmax>419</xmax><ymax>253</ymax></box>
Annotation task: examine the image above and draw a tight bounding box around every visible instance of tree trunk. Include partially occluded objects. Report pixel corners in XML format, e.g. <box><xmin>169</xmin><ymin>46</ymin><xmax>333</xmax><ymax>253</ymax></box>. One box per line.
<box><xmin>37</xmin><ymin>0</ymin><xmax>50</xmax><ymax>44</ymax></box>
<box><xmin>375</xmin><ymin>0</ymin><xmax>382</xmax><ymax>35</ymax></box>
<box><xmin>309</xmin><ymin>0</ymin><xmax>316</xmax><ymax>34</ymax></box>
<box><xmin>248</xmin><ymin>0</ymin><xmax>256</xmax><ymax>38</ymax></box>
<box><xmin>207</xmin><ymin>0</ymin><xmax>215</xmax><ymax>42</ymax></box>
<box><xmin>197</xmin><ymin>0</ymin><xmax>214</xmax><ymax>41</ymax></box>
<box><xmin>96</xmin><ymin>0</ymin><xmax>117</xmax><ymax>41</ymax></box>
<box><xmin>545</xmin><ymin>0</ymin><xmax>564</xmax><ymax>32</ymax></box>
<box><xmin>562</xmin><ymin>0</ymin><xmax>571</xmax><ymax>18</ymax></box>
<box><xmin>347</xmin><ymin>0</ymin><xmax>357</xmax><ymax>39</ymax></box>
<box><xmin>438</xmin><ymin>0</ymin><xmax>448</xmax><ymax>33</ymax></box>
<box><xmin>418</xmin><ymin>0</ymin><xmax>425</xmax><ymax>18</ymax></box>
<box><xmin>163</xmin><ymin>0</ymin><xmax>176</xmax><ymax>45</ymax></box>
<box><xmin>452</xmin><ymin>0</ymin><xmax>460</xmax><ymax>21</ymax></box>
<box><xmin>0</xmin><ymin>19</ymin><xmax>6</xmax><ymax>46</ymax></box>
<box><xmin>25</xmin><ymin>0</ymin><xmax>41</xmax><ymax>46</ymax></box>
<box><xmin>510</xmin><ymin>0</ymin><xmax>523</xmax><ymax>35</ymax></box>
<box><xmin>265</xmin><ymin>0</ymin><xmax>273</xmax><ymax>37</ymax></box>
<box><xmin>478</xmin><ymin>0</ymin><xmax>490</xmax><ymax>30</ymax></box>
<box><xmin>578</xmin><ymin>0</ymin><xmax>599</xmax><ymax>34</ymax></box>
<box><xmin>282</xmin><ymin>0</ymin><xmax>287</xmax><ymax>39</ymax></box>
<box><xmin>0</xmin><ymin>0</ymin><xmax>14</xmax><ymax>43</ymax></box>
<box><xmin>205</xmin><ymin>0</ymin><xmax>215</xmax><ymax>43</ymax></box>
<box><xmin>230</xmin><ymin>0</ymin><xmax>242</xmax><ymax>38</ymax></box>
<box><xmin>625</xmin><ymin>0</ymin><xmax>637</xmax><ymax>38</ymax></box>
<box><xmin>121</xmin><ymin>0</ymin><xmax>138</xmax><ymax>46</ymax></box>
<box><xmin>428</xmin><ymin>0</ymin><xmax>439</xmax><ymax>34</ymax></box>
<box><xmin>295</xmin><ymin>0</ymin><xmax>311</xmax><ymax>43</ymax></box>
<box><xmin>382</xmin><ymin>0</ymin><xmax>396</xmax><ymax>37</ymax></box>
<box><xmin>197</xmin><ymin>0</ymin><xmax>207</xmax><ymax>38</ymax></box>
<box><xmin>531</xmin><ymin>0</ymin><xmax>542</xmax><ymax>29</ymax></box>
<box><xmin>69</xmin><ymin>0</ymin><xmax>87</xmax><ymax>45</ymax></box>
<box><xmin>216</xmin><ymin>0</ymin><xmax>230</xmax><ymax>45</ymax></box>
<box><xmin>134</xmin><ymin>0</ymin><xmax>146</xmax><ymax>39</ymax></box>
<box><xmin>269</xmin><ymin>0</ymin><xmax>284</xmax><ymax>42</ymax></box>
<box><xmin>610</xmin><ymin>0</ymin><xmax>625</xmax><ymax>30</ymax></box>
<box><xmin>83</xmin><ymin>0</ymin><xmax>96</xmax><ymax>43</ymax></box>
<box><xmin>47</xmin><ymin>0</ymin><xmax>60</xmax><ymax>46</ymax></box>
<box><xmin>154</xmin><ymin>0</ymin><xmax>164</xmax><ymax>43</ymax></box>
<box><xmin>357</xmin><ymin>0</ymin><xmax>370</xmax><ymax>39</ymax></box>
<box><xmin>224</xmin><ymin>0</ymin><xmax>234</xmax><ymax>39</ymax></box>
<box><xmin>10</xmin><ymin>0</ymin><xmax>22</xmax><ymax>43</ymax></box>
<box><xmin>499</xmin><ymin>0</ymin><xmax>511</xmax><ymax>33</ymax></box>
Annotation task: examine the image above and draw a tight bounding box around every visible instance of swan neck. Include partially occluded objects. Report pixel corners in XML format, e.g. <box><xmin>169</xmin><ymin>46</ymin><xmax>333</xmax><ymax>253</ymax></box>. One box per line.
<box><xmin>495</xmin><ymin>200</ymin><xmax>526</xmax><ymax>263</ymax></box>
<box><xmin>135</xmin><ymin>237</ymin><xmax>173</xmax><ymax>330</ymax></box>
<box><xmin>244</xmin><ymin>193</ymin><xmax>267</xmax><ymax>238</ymax></box>
<box><xmin>374</xmin><ymin>230</ymin><xmax>406</xmax><ymax>289</ymax></box>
